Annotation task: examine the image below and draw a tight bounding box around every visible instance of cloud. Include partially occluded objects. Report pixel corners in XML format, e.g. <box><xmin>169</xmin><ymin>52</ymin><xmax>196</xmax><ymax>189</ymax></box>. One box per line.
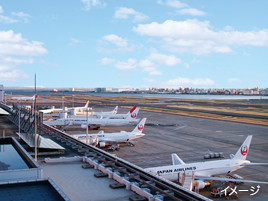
<box><xmin>114</xmin><ymin>7</ymin><xmax>148</xmax><ymax>22</ymax></box>
<box><xmin>157</xmin><ymin>0</ymin><xmax>187</xmax><ymax>9</ymax></box>
<box><xmin>99</xmin><ymin>57</ymin><xmax>115</xmax><ymax>65</ymax></box>
<box><xmin>0</xmin><ymin>69</ymin><xmax>29</xmax><ymax>82</ymax></box>
<box><xmin>143</xmin><ymin>67</ymin><xmax>162</xmax><ymax>75</ymax></box>
<box><xmin>100</xmin><ymin>51</ymin><xmax>182</xmax><ymax>76</ymax></box>
<box><xmin>103</xmin><ymin>34</ymin><xmax>128</xmax><ymax>47</ymax></box>
<box><xmin>0</xmin><ymin>30</ymin><xmax>47</xmax><ymax>56</ymax></box>
<box><xmin>133</xmin><ymin>19</ymin><xmax>268</xmax><ymax>55</ymax></box>
<box><xmin>228</xmin><ymin>78</ymin><xmax>241</xmax><ymax>83</ymax></box>
<box><xmin>98</xmin><ymin>34</ymin><xmax>140</xmax><ymax>53</ymax></box>
<box><xmin>192</xmin><ymin>58</ymin><xmax>201</xmax><ymax>63</ymax></box>
<box><xmin>148</xmin><ymin>52</ymin><xmax>182</xmax><ymax>66</ymax></box>
<box><xmin>157</xmin><ymin>0</ymin><xmax>206</xmax><ymax>16</ymax></box>
<box><xmin>0</xmin><ymin>30</ymin><xmax>47</xmax><ymax>83</ymax></box>
<box><xmin>81</xmin><ymin>0</ymin><xmax>106</xmax><ymax>11</ymax></box>
<box><xmin>139</xmin><ymin>59</ymin><xmax>162</xmax><ymax>75</ymax></box>
<box><xmin>178</xmin><ymin>8</ymin><xmax>206</xmax><ymax>16</ymax></box>
<box><xmin>69</xmin><ymin>38</ymin><xmax>82</xmax><ymax>45</ymax></box>
<box><xmin>0</xmin><ymin>6</ymin><xmax>31</xmax><ymax>23</ymax></box>
<box><xmin>139</xmin><ymin>59</ymin><xmax>155</xmax><ymax>68</ymax></box>
<box><xmin>1</xmin><ymin>57</ymin><xmax>34</xmax><ymax>65</ymax></box>
<box><xmin>0</xmin><ymin>14</ymin><xmax>17</xmax><ymax>23</ymax></box>
<box><xmin>11</xmin><ymin>12</ymin><xmax>31</xmax><ymax>23</ymax></box>
<box><xmin>114</xmin><ymin>59</ymin><xmax>137</xmax><ymax>70</ymax></box>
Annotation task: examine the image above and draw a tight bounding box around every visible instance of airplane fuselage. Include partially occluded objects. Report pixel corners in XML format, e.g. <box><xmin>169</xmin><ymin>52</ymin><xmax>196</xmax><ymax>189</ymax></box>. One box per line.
<box><xmin>145</xmin><ymin>159</ymin><xmax>250</xmax><ymax>181</ymax></box>
<box><xmin>73</xmin><ymin>131</ymin><xmax>143</xmax><ymax>143</ymax></box>
<box><xmin>44</xmin><ymin>117</ymin><xmax>139</xmax><ymax>126</ymax></box>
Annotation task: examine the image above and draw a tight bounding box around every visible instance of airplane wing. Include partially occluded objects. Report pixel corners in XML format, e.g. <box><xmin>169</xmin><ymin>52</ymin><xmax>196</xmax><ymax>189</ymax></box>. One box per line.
<box><xmin>240</xmin><ymin>163</ymin><xmax>268</xmax><ymax>166</ymax></box>
<box><xmin>195</xmin><ymin>176</ymin><xmax>268</xmax><ymax>185</ymax></box>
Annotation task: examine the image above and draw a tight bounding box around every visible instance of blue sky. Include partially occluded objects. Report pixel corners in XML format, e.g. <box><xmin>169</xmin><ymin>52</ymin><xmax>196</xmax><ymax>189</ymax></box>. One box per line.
<box><xmin>0</xmin><ymin>0</ymin><xmax>267</xmax><ymax>89</ymax></box>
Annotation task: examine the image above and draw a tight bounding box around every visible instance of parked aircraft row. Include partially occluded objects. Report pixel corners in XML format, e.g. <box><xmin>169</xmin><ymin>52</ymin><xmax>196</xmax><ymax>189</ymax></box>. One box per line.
<box><xmin>41</xmin><ymin>100</ymin><xmax>139</xmax><ymax>120</ymax></box>
<box><xmin>44</xmin><ymin>105</ymin><xmax>140</xmax><ymax>129</ymax></box>
<box><xmin>40</xmin><ymin>101</ymin><xmax>92</xmax><ymax>116</ymax></box>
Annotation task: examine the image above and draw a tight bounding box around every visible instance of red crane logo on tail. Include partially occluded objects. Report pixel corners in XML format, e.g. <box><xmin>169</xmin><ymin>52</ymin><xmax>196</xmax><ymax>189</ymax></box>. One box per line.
<box><xmin>241</xmin><ymin>145</ymin><xmax>248</xmax><ymax>156</ymax></box>
<box><xmin>138</xmin><ymin>125</ymin><xmax>143</xmax><ymax>131</ymax></box>
<box><xmin>131</xmin><ymin>113</ymin><xmax>137</xmax><ymax>118</ymax></box>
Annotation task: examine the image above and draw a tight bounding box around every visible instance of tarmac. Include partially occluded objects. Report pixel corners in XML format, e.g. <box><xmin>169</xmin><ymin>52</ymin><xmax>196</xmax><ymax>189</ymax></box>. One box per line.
<box><xmin>65</xmin><ymin>106</ymin><xmax>268</xmax><ymax>201</ymax></box>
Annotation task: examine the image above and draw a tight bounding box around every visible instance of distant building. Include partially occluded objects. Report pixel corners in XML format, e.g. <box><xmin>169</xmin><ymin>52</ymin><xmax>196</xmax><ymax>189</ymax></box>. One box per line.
<box><xmin>242</xmin><ymin>89</ymin><xmax>253</xmax><ymax>95</ymax></box>
<box><xmin>105</xmin><ymin>88</ymin><xmax>119</xmax><ymax>92</ymax></box>
<box><xmin>261</xmin><ymin>89</ymin><xmax>268</xmax><ymax>95</ymax></box>
<box><xmin>95</xmin><ymin>88</ymin><xmax>106</xmax><ymax>93</ymax></box>
<box><xmin>0</xmin><ymin>84</ymin><xmax>4</xmax><ymax>102</ymax></box>
<box><xmin>117</xmin><ymin>88</ymin><xmax>136</xmax><ymax>92</ymax></box>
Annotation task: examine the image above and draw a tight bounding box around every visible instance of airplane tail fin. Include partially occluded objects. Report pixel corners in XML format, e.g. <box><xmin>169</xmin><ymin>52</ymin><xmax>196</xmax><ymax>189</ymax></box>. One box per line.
<box><xmin>130</xmin><ymin>107</ymin><xmax>139</xmax><ymax>119</ymax></box>
<box><xmin>128</xmin><ymin>106</ymin><xmax>137</xmax><ymax>114</ymax></box>
<box><xmin>85</xmin><ymin>100</ymin><xmax>90</xmax><ymax>108</ymax></box>
<box><xmin>171</xmin><ymin>153</ymin><xmax>185</xmax><ymax>165</ymax></box>
<box><xmin>112</xmin><ymin>106</ymin><xmax>118</xmax><ymax>114</ymax></box>
<box><xmin>98</xmin><ymin>130</ymin><xmax>104</xmax><ymax>135</ymax></box>
<box><xmin>233</xmin><ymin>135</ymin><xmax>252</xmax><ymax>161</ymax></box>
<box><xmin>132</xmin><ymin>118</ymin><xmax>146</xmax><ymax>133</ymax></box>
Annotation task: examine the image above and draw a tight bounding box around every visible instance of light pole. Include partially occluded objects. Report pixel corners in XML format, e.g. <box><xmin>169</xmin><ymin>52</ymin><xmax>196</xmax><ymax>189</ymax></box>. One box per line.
<box><xmin>86</xmin><ymin>108</ymin><xmax>89</xmax><ymax>144</ymax></box>
<box><xmin>18</xmin><ymin>105</ymin><xmax>20</xmax><ymax>139</ymax></box>
<box><xmin>62</xmin><ymin>96</ymin><xmax>65</xmax><ymax>108</ymax></box>
<box><xmin>34</xmin><ymin>73</ymin><xmax>38</xmax><ymax>162</ymax></box>
<box><xmin>72</xmin><ymin>95</ymin><xmax>74</xmax><ymax>108</ymax></box>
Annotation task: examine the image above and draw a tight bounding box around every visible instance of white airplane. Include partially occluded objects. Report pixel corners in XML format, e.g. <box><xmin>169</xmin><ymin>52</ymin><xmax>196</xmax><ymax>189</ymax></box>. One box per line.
<box><xmin>12</xmin><ymin>95</ymin><xmax>35</xmax><ymax>101</ymax></box>
<box><xmin>40</xmin><ymin>100</ymin><xmax>90</xmax><ymax>115</ymax></box>
<box><xmin>70</xmin><ymin>100</ymin><xmax>92</xmax><ymax>113</ymax></box>
<box><xmin>71</xmin><ymin>106</ymin><xmax>139</xmax><ymax>119</ymax></box>
<box><xmin>91</xmin><ymin>106</ymin><xmax>118</xmax><ymax>116</ymax></box>
<box><xmin>44</xmin><ymin>110</ymin><xmax>140</xmax><ymax>129</ymax></box>
<box><xmin>66</xmin><ymin>105</ymin><xmax>118</xmax><ymax>117</ymax></box>
<box><xmin>93</xmin><ymin>106</ymin><xmax>139</xmax><ymax>119</ymax></box>
<box><xmin>72</xmin><ymin>118</ymin><xmax>147</xmax><ymax>147</ymax></box>
<box><xmin>145</xmin><ymin>135</ymin><xmax>268</xmax><ymax>190</ymax></box>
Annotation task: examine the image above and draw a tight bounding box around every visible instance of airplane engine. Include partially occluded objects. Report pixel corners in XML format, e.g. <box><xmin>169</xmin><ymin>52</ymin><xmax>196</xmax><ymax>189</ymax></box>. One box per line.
<box><xmin>81</xmin><ymin>124</ymin><xmax>87</xmax><ymax>129</ymax></box>
<box><xmin>99</xmin><ymin>142</ymin><xmax>106</xmax><ymax>147</ymax></box>
<box><xmin>194</xmin><ymin>180</ymin><xmax>210</xmax><ymax>189</ymax></box>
